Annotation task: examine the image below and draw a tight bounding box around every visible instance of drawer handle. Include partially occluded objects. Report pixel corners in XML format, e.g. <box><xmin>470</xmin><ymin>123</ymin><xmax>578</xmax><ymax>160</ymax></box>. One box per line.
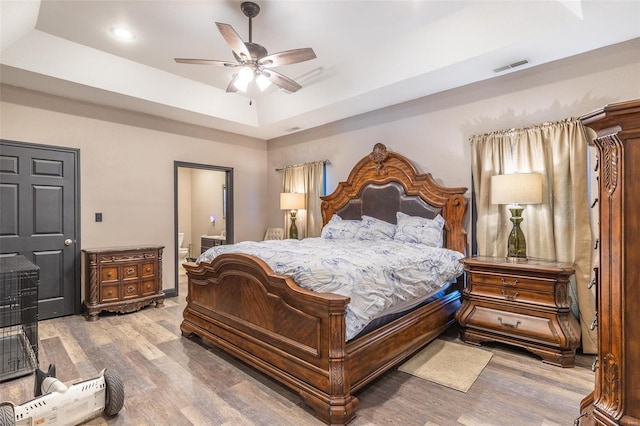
<box><xmin>107</xmin><ymin>272</ymin><xmax>113</xmax><ymax>277</ymax></box>
<box><xmin>126</xmin><ymin>267</ymin><xmax>135</xmax><ymax>275</ymax></box>
<box><xmin>500</xmin><ymin>277</ymin><xmax>519</xmax><ymax>287</ymax></box>
<box><xmin>146</xmin><ymin>283</ymin><xmax>152</xmax><ymax>289</ymax></box>
<box><xmin>146</xmin><ymin>267</ymin><xmax>152</xmax><ymax>272</ymax></box>
<box><xmin>497</xmin><ymin>317</ymin><xmax>521</xmax><ymax>329</ymax></box>
<box><xmin>501</xmin><ymin>289</ymin><xmax>520</xmax><ymax>301</ymax></box>
<box><xmin>107</xmin><ymin>290</ymin><xmax>113</xmax><ymax>296</ymax></box>
<box><xmin>127</xmin><ymin>286</ymin><xmax>135</xmax><ymax>293</ymax></box>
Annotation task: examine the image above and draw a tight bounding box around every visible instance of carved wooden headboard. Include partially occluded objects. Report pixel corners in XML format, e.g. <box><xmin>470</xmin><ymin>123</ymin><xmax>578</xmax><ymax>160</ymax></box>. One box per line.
<box><xmin>320</xmin><ymin>143</ymin><xmax>468</xmax><ymax>254</ymax></box>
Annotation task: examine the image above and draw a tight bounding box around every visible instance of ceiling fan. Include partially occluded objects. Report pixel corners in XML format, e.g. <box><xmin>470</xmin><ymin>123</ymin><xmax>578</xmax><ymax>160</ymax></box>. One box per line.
<box><xmin>174</xmin><ymin>1</ymin><xmax>316</xmax><ymax>94</ymax></box>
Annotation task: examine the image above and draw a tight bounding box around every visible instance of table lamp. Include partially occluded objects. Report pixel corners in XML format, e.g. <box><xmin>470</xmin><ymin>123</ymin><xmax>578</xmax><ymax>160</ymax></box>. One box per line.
<box><xmin>280</xmin><ymin>192</ymin><xmax>306</xmax><ymax>239</ymax></box>
<box><xmin>491</xmin><ymin>173</ymin><xmax>542</xmax><ymax>259</ymax></box>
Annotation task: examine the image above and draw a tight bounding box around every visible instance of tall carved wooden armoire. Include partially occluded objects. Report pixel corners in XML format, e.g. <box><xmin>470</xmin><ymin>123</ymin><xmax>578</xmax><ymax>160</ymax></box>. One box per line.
<box><xmin>578</xmin><ymin>99</ymin><xmax>640</xmax><ymax>425</ymax></box>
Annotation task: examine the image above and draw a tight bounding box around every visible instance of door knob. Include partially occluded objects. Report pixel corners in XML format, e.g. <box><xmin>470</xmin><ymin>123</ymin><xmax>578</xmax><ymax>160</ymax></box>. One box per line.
<box><xmin>64</xmin><ymin>238</ymin><xmax>73</xmax><ymax>246</ymax></box>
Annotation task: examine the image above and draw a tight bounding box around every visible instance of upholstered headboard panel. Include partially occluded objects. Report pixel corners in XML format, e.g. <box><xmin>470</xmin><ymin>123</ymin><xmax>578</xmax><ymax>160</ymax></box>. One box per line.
<box><xmin>335</xmin><ymin>182</ymin><xmax>441</xmax><ymax>223</ymax></box>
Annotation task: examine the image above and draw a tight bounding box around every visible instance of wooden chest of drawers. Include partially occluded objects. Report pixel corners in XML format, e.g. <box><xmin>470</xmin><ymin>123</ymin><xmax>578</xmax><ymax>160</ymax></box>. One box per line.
<box><xmin>83</xmin><ymin>245</ymin><xmax>164</xmax><ymax>321</ymax></box>
<box><xmin>455</xmin><ymin>256</ymin><xmax>581</xmax><ymax>367</ymax></box>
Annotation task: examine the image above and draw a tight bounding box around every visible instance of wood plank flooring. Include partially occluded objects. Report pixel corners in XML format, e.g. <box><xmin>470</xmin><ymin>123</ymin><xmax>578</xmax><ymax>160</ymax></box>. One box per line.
<box><xmin>1</xmin><ymin>275</ymin><xmax>595</xmax><ymax>425</ymax></box>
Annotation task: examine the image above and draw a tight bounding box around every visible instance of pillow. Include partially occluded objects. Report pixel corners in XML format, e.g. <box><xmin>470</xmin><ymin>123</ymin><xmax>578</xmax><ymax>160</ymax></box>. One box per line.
<box><xmin>394</xmin><ymin>212</ymin><xmax>445</xmax><ymax>247</ymax></box>
<box><xmin>354</xmin><ymin>215</ymin><xmax>396</xmax><ymax>241</ymax></box>
<box><xmin>321</xmin><ymin>215</ymin><xmax>361</xmax><ymax>239</ymax></box>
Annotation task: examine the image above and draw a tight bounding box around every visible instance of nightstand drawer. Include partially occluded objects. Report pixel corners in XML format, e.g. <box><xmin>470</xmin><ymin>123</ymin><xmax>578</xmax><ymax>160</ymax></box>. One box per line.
<box><xmin>465</xmin><ymin>304</ymin><xmax>558</xmax><ymax>346</ymax></box>
<box><xmin>469</xmin><ymin>281</ymin><xmax>556</xmax><ymax>307</ymax></box>
<box><xmin>470</xmin><ymin>271</ymin><xmax>557</xmax><ymax>293</ymax></box>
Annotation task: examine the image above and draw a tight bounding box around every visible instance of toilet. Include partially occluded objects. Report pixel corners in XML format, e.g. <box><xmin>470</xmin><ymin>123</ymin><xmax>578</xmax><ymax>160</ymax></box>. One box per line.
<box><xmin>178</xmin><ymin>232</ymin><xmax>189</xmax><ymax>263</ymax></box>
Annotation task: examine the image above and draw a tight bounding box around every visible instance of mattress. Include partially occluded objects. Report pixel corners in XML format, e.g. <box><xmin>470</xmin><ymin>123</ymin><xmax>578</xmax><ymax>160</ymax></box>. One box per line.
<box><xmin>197</xmin><ymin>238</ymin><xmax>464</xmax><ymax>340</ymax></box>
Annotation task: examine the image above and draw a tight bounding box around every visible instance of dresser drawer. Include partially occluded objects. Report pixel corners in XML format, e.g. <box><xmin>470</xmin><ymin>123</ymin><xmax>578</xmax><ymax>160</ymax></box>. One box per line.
<box><xmin>141</xmin><ymin>261</ymin><xmax>155</xmax><ymax>277</ymax></box>
<box><xmin>122</xmin><ymin>264</ymin><xmax>139</xmax><ymax>280</ymax></box>
<box><xmin>100</xmin><ymin>284</ymin><xmax>119</xmax><ymax>302</ymax></box>
<box><xmin>469</xmin><ymin>281</ymin><xmax>557</xmax><ymax>307</ymax></box>
<box><xmin>101</xmin><ymin>267</ymin><xmax>119</xmax><ymax>283</ymax></box>
<box><xmin>141</xmin><ymin>279</ymin><xmax>156</xmax><ymax>296</ymax></box>
<box><xmin>122</xmin><ymin>282</ymin><xmax>140</xmax><ymax>299</ymax></box>
<box><xmin>464</xmin><ymin>304</ymin><xmax>558</xmax><ymax>346</ymax></box>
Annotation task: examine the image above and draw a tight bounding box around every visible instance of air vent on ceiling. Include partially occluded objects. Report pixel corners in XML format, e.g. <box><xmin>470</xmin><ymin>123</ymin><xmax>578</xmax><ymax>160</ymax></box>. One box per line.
<box><xmin>284</xmin><ymin>126</ymin><xmax>302</xmax><ymax>133</ymax></box>
<box><xmin>493</xmin><ymin>59</ymin><xmax>530</xmax><ymax>73</ymax></box>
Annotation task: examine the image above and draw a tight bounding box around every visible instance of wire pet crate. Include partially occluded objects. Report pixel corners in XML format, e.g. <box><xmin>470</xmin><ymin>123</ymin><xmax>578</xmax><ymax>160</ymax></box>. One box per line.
<box><xmin>0</xmin><ymin>255</ymin><xmax>39</xmax><ymax>382</ymax></box>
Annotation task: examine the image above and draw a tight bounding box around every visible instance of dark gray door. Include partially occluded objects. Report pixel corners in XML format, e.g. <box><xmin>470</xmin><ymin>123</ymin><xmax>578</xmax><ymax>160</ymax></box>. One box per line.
<box><xmin>0</xmin><ymin>140</ymin><xmax>80</xmax><ymax>319</ymax></box>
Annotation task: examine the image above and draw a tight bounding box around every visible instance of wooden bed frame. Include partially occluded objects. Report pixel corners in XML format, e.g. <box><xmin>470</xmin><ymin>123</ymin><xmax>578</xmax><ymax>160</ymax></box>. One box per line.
<box><xmin>181</xmin><ymin>143</ymin><xmax>468</xmax><ymax>425</ymax></box>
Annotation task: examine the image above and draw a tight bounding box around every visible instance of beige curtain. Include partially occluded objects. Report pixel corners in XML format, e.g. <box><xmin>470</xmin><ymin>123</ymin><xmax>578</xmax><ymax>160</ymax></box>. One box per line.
<box><xmin>282</xmin><ymin>161</ymin><xmax>324</xmax><ymax>238</ymax></box>
<box><xmin>470</xmin><ymin>118</ymin><xmax>597</xmax><ymax>353</ymax></box>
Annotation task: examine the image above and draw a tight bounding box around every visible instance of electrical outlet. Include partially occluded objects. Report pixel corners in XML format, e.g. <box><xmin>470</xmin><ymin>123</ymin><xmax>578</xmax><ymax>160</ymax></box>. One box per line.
<box><xmin>95</xmin><ymin>212</ymin><xmax>102</xmax><ymax>222</ymax></box>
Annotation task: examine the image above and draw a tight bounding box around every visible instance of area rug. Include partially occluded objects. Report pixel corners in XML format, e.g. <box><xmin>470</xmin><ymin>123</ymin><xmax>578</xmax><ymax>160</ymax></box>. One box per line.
<box><xmin>398</xmin><ymin>339</ymin><xmax>493</xmax><ymax>392</ymax></box>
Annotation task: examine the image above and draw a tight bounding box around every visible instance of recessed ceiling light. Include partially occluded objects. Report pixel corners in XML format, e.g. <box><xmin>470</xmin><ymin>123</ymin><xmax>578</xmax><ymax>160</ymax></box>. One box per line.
<box><xmin>109</xmin><ymin>26</ymin><xmax>135</xmax><ymax>41</ymax></box>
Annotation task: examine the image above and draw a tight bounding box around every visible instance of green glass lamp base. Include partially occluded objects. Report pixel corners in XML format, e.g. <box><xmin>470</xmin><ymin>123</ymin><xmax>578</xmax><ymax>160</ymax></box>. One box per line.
<box><xmin>289</xmin><ymin>211</ymin><xmax>298</xmax><ymax>239</ymax></box>
<box><xmin>507</xmin><ymin>205</ymin><xmax>527</xmax><ymax>259</ymax></box>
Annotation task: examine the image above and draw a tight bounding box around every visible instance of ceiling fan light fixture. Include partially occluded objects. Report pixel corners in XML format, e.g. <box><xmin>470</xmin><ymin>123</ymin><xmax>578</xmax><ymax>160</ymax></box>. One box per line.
<box><xmin>256</xmin><ymin>72</ymin><xmax>271</xmax><ymax>91</ymax></box>
<box><xmin>175</xmin><ymin>1</ymin><xmax>316</xmax><ymax>94</ymax></box>
<box><xmin>233</xmin><ymin>66</ymin><xmax>254</xmax><ymax>92</ymax></box>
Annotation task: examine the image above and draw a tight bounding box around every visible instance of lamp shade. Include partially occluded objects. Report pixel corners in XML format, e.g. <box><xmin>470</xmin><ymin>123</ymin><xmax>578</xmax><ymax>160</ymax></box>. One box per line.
<box><xmin>491</xmin><ymin>173</ymin><xmax>542</xmax><ymax>205</ymax></box>
<box><xmin>280</xmin><ymin>192</ymin><xmax>306</xmax><ymax>210</ymax></box>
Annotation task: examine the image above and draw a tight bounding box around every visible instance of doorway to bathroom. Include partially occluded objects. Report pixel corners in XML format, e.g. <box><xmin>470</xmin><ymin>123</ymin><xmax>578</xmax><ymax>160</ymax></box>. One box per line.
<box><xmin>174</xmin><ymin>161</ymin><xmax>233</xmax><ymax>297</ymax></box>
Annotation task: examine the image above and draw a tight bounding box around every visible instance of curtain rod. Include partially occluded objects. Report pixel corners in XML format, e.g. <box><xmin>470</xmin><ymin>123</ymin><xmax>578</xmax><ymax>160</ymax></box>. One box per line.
<box><xmin>469</xmin><ymin>117</ymin><xmax>580</xmax><ymax>139</ymax></box>
<box><xmin>275</xmin><ymin>159</ymin><xmax>330</xmax><ymax>172</ymax></box>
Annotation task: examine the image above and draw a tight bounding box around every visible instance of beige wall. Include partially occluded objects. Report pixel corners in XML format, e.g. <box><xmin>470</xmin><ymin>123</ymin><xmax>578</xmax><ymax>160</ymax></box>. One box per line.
<box><xmin>0</xmin><ymin>85</ymin><xmax>268</xmax><ymax>291</ymax></box>
<box><xmin>266</xmin><ymin>39</ymin><xmax>640</xmax><ymax>238</ymax></box>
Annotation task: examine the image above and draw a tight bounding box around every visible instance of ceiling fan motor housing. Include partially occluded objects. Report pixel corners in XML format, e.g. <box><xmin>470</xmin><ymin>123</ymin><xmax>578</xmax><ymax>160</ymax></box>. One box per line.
<box><xmin>240</xmin><ymin>2</ymin><xmax>260</xmax><ymax>19</ymax></box>
<box><xmin>233</xmin><ymin>42</ymin><xmax>268</xmax><ymax>63</ymax></box>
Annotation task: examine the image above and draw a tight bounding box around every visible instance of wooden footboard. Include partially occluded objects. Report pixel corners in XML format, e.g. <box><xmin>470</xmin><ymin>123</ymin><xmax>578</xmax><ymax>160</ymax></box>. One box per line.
<box><xmin>182</xmin><ymin>253</ymin><xmax>460</xmax><ymax>425</ymax></box>
<box><xmin>181</xmin><ymin>254</ymin><xmax>360</xmax><ymax>425</ymax></box>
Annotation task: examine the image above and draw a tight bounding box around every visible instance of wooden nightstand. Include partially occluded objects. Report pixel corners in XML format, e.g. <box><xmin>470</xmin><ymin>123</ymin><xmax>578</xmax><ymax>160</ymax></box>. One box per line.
<box><xmin>455</xmin><ymin>256</ymin><xmax>581</xmax><ymax>367</ymax></box>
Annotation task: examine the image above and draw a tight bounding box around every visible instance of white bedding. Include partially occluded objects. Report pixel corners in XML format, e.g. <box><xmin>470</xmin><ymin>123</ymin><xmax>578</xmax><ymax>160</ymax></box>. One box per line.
<box><xmin>197</xmin><ymin>238</ymin><xmax>464</xmax><ymax>340</ymax></box>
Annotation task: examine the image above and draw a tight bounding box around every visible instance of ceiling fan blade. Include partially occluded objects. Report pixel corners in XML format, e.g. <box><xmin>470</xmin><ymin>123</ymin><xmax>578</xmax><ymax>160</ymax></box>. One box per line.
<box><xmin>226</xmin><ymin>74</ymin><xmax>239</xmax><ymax>93</ymax></box>
<box><xmin>262</xmin><ymin>69</ymin><xmax>302</xmax><ymax>93</ymax></box>
<box><xmin>174</xmin><ymin>58</ymin><xmax>238</xmax><ymax>67</ymax></box>
<box><xmin>258</xmin><ymin>48</ymin><xmax>316</xmax><ymax>67</ymax></box>
<box><xmin>215</xmin><ymin>22</ymin><xmax>251</xmax><ymax>61</ymax></box>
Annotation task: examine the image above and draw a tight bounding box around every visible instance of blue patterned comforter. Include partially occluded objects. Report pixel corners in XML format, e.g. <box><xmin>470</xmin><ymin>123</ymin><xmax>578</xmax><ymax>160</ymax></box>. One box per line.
<box><xmin>197</xmin><ymin>238</ymin><xmax>464</xmax><ymax>340</ymax></box>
